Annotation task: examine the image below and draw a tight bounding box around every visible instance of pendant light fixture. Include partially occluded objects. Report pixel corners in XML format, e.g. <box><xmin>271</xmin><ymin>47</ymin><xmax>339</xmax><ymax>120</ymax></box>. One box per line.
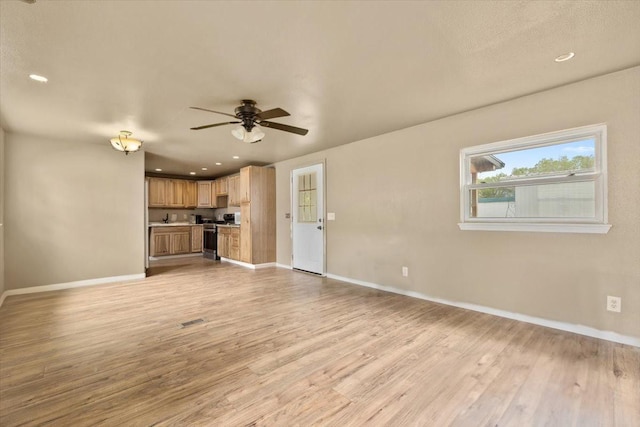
<box><xmin>110</xmin><ymin>130</ymin><xmax>143</xmax><ymax>155</ymax></box>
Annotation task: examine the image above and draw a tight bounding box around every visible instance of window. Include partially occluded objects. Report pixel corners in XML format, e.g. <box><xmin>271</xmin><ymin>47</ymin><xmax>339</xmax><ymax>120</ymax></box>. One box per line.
<box><xmin>459</xmin><ymin>124</ymin><xmax>610</xmax><ymax>233</ymax></box>
<box><xmin>297</xmin><ymin>172</ymin><xmax>318</xmax><ymax>223</ymax></box>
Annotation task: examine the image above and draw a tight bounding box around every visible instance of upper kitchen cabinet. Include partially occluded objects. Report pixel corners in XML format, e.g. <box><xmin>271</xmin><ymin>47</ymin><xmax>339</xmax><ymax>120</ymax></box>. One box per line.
<box><xmin>184</xmin><ymin>181</ymin><xmax>197</xmax><ymax>208</ymax></box>
<box><xmin>184</xmin><ymin>181</ymin><xmax>198</xmax><ymax>208</ymax></box>
<box><xmin>228</xmin><ymin>174</ymin><xmax>240</xmax><ymax>207</ymax></box>
<box><xmin>148</xmin><ymin>178</ymin><xmax>168</xmax><ymax>207</ymax></box>
<box><xmin>148</xmin><ymin>177</ymin><xmax>208</xmax><ymax>208</ymax></box>
<box><xmin>240</xmin><ymin>167</ymin><xmax>251</xmax><ymax>202</ymax></box>
<box><xmin>197</xmin><ymin>181</ymin><xmax>217</xmax><ymax>208</ymax></box>
<box><xmin>215</xmin><ymin>176</ymin><xmax>229</xmax><ymax>196</ymax></box>
<box><xmin>167</xmin><ymin>179</ymin><xmax>185</xmax><ymax>207</ymax></box>
<box><xmin>240</xmin><ymin>166</ymin><xmax>273</xmax><ymax>204</ymax></box>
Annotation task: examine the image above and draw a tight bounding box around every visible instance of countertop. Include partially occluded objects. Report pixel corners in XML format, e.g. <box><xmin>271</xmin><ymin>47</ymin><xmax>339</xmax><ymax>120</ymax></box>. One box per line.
<box><xmin>148</xmin><ymin>222</ymin><xmax>240</xmax><ymax>228</ymax></box>
<box><xmin>148</xmin><ymin>222</ymin><xmax>199</xmax><ymax>227</ymax></box>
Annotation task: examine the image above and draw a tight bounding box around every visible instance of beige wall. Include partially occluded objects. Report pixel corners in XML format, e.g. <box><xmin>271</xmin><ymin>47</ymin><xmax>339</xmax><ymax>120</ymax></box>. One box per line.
<box><xmin>275</xmin><ymin>66</ymin><xmax>640</xmax><ymax>338</ymax></box>
<box><xmin>4</xmin><ymin>133</ymin><xmax>145</xmax><ymax>290</ymax></box>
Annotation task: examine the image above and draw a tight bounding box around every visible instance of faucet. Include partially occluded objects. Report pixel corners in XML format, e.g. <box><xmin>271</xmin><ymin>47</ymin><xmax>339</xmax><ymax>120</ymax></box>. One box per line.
<box><xmin>163</xmin><ymin>213</ymin><xmax>169</xmax><ymax>223</ymax></box>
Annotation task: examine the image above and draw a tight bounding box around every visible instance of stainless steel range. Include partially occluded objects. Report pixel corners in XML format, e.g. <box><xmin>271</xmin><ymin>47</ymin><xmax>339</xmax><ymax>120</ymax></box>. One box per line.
<box><xmin>202</xmin><ymin>220</ymin><xmax>219</xmax><ymax>260</ymax></box>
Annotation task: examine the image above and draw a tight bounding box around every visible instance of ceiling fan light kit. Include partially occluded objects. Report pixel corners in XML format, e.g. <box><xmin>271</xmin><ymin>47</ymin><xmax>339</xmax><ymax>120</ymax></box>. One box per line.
<box><xmin>190</xmin><ymin>99</ymin><xmax>308</xmax><ymax>143</ymax></box>
<box><xmin>110</xmin><ymin>130</ymin><xmax>142</xmax><ymax>155</ymax></box>
<box><xmin>231</xmin><ymin>124</ymin><xmax>265</xmax><ymax>143</ymax></box>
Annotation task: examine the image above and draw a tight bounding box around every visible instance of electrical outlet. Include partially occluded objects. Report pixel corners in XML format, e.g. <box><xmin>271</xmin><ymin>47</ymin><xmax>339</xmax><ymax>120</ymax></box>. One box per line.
<box><xmin>607</xmin><ymin>296</ymin><xmax>621</xmax><ymax>313</ymax></box>
<box><xmin>402</xmin><ymin>266</ymin><xmax>408</xmax><ymax>277</ymax></box>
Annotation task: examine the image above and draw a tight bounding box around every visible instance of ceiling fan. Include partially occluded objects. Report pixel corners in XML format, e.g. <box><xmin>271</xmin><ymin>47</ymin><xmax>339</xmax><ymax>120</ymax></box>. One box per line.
<box><xmin>190</xmin><ymin>99</ymin><xmax>309</xmax><ymax>143</ymax></box>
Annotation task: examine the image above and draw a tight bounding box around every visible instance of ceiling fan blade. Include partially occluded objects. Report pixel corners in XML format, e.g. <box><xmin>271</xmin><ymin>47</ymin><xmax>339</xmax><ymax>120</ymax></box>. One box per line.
<box><xmin>190</xmin><ymin>106</ymin><xmax>238</xmax><ymax>119</ymax></box>
<box><xmin>260</xmin><ymin>121</ymin><xmax>309</xmax><ymax>135</ymax></box>
<box><xmin>191</xmin><ymin>121</ymin><xmax>240</xmax><ymax>130</ymax></box>
<box><xmin>256</xmin><ymin>108</ymin><xmax>290</xmax><ymax>120</ymax></box>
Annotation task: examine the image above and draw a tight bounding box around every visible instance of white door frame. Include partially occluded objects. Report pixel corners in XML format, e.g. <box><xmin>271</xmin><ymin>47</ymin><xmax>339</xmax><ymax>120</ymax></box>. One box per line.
<box><xmin>291</xmin><ymin>160</ymin><xmax>326</xmax><ymax>275</ymax></box>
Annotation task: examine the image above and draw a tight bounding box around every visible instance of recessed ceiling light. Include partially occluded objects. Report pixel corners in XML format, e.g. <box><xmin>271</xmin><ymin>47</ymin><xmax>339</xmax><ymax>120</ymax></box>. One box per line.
<box><xmin>554</xmin><ymin>52</ymin><xmax>575</xmax><ymax>62</ymax></box>
<box><xmin>29</xmin><ymin>74</ymin><xmax>48</xmax><ymax>82</ymax></box>
<box><xmin>232</xmin><ymin>156</ymin><xmax>239</xmax><ymax>159</ymax></box>
<box><xmin>189</xmin><ymin>172</ymin><xmax>196</xmax><ymax>175</ymax></box>
<box><xmin>201</xmin><ymin>167</ymin><xmax>208</xmax><ymax>171</ymax></box>
<box><xmin>215</xmin><ymin>162</ymin><xmax>222</xmax><ymax>166</ymax></box>
<box><xmin>155</xmin><ymin>168</ymin><xmax>162</xmax><ymax>172</ymax></box>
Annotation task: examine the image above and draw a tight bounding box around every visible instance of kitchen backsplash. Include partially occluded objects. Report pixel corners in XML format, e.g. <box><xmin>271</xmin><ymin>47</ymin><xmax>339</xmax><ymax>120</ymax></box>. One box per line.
<box><xmin>148</xmin><ymin>207</ymin><xmax>240</xmax><ymax>222</ymax></box>
<box><xmin>212</xmin><ymin>206</ymin><xmax>240</xmax><ymax>219</ymax></box>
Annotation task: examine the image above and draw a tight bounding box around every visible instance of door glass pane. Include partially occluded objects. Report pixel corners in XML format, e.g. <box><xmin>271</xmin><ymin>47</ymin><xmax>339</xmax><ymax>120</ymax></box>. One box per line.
<box><xmin>298</xmin><ymin>172</ymin><xmax>317</xmax><ymax>223</ymax></box>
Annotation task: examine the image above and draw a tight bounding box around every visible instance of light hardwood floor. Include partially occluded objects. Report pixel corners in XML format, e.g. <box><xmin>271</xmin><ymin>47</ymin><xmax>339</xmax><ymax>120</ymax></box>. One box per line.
<box><xmin>1</xmin><ymin>257</ymin><xmax>638</xmax><ymax>426</ymax></box>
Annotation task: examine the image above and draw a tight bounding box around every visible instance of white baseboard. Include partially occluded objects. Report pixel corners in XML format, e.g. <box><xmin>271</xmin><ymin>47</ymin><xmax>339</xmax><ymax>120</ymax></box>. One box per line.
<box><xmin>220</xmin><ymin>258</ymin><xmax>276</xmax><ymax>270</ymax></box>
<box><xmin>276</xmin><ymin>263</ymin><xmax>292</xmax><ymax>270</ymax></box>
<box><xmin>326</xmin><ymin>273</ymin><xmax>640</xmax><ymax>348</ymax></box>
<box><xmin>254</xmin><ymin>262</ymin><xmax>276</xmax><ymax>270</ymax></box>
<box><xmin>0</xmin><ymin>273</ymin><xmax>146</xmax><ymax>308</ymax></box>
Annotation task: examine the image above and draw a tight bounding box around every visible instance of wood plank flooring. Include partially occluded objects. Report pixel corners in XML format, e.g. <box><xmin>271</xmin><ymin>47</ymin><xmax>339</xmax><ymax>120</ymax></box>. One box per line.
<box><xmin>1</xmin><ymin>257</ymin><xmax>638</xmax><ymax>426</ymax></box>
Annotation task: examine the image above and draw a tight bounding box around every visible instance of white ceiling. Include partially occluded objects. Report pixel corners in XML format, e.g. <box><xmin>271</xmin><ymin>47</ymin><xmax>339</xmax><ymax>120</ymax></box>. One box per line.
<box><xmin>2</xmin><ymin>0</ymin><xmax>639</xmax><ymax>177</ymax></box>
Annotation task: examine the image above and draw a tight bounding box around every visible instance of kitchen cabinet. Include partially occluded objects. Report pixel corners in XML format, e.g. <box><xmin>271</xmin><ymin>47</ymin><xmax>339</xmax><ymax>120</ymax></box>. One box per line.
<box><xmin>197</xmin><ymin>181</ymin><xmax>217</xmax><ymax>208</ymax></box>
<box><xmin>240</xmin><ymin>167</ymin><xmax>251</xmax><ymax>203</ymax></box>
<box><xmin>217</xmin><ymin>228</ymin><xmax>228</xmax><ymax>258</ymax></box>
<box><xmin>167</xmin><ymin>180</ymin><xmax>185</xmax><ymax>207</ymax></box>
<box><xmin>171</xmin><ymin>229</ymin><xmax>191</xmax><ymax>254</ymax></box>
<box><xmin>148</xmin><ymin>178</ymin><xmax>168</xmax><ymax>207</ymax></box>
<box><xmin>148</xmin><ymin>178</ymin><xmax>198</xmax><ymax>208</ymax></box>
<box><xmin>184</xmin><ymin>181</ymin><xmax>197</xmax><ymax>208</ymax></box>
<box><xmin>230</xmin><ymin>228</ymin><xmax>240</xmax><ymax>260</ymax></box>
<box><xmin>151</xmin><ymin>233</ymin><xmax>170</xmax><ymax>256</ymax></box>
<box><xmin>150</xmin><ymin>226</ymin><xmax>193</xmax><ymax>256</ymax></box>
<box><xmin>239</xmin><ymin>166</ymin><xmax>275</xmax><ymax>264</ymax></box>
<box><xmin>228</xmin><ymin>175</ymin><xmax>240</xmax><ymax>207</ymax></box>
<box><xmin>240</xmin><ymin>203</ymin><xmax>251</xmax><ymax>263</ymax></box>
<box><xmin>191</xmin><ymin>225</ymin><xmax>203</xmax><ymax>252</ymax></box>
<box><xmin>216</xmin><ymin>176</ymin><xmax>228</xmax><ymax>196</ymax></box>
<box><xmin>217</xmin><ymin>226</ymin><xmax>240</xmax><ymax>261</ymax></box>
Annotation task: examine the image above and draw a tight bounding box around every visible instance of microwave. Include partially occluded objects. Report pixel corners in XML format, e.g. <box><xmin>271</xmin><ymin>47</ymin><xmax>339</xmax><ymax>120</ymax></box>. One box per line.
<box><xmin>234</xmin><ymin>212</ymin><xmax>241</xmax><ymax>224</ymax></box>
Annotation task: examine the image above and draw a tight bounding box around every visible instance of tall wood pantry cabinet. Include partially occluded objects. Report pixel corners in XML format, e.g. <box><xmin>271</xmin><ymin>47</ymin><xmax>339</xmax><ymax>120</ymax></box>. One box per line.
<box><xmin>239</xmin><ymin>166</ymin><xmax>275</xmax><ymax>265</ymax></box>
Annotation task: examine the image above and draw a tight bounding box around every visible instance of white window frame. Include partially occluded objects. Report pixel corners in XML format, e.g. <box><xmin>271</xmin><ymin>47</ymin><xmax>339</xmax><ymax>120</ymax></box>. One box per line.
<box><xmin>459</xmin><ymin>123</ymin><xmax>611</xmax><ymax>234</ymax></box>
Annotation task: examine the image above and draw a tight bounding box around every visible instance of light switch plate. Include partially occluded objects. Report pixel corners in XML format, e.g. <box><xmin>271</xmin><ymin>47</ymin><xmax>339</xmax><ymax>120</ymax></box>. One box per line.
<box><xmin>327</xmin><ymin>212</ymin><xmax>336</xmax><ymax>220</ymax></box>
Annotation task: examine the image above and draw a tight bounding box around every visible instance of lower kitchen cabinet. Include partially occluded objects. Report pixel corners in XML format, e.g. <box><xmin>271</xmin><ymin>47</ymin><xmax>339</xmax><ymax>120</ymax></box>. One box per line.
<box><xmin>171</xmin><ymin>230</ymin><xmax>191</xmax><ymax>254</ymax></box>
<box><xmin>217</xmin><ymin>226</ymin><xmax>240</xmax><ymax>261</ymax></box>
<box><xmin>150</xmin><ymin>226</ymin><xmax>201</xmax><ymax>257</ymax></box>
<box><xmin>151</xmin><ymin>233</ymin><xmax>171</xmax><ymax>256</ymax></box>
<box><xmin>191</xmin><ymin>225</ymin><xmax>203</xmax><ymax>252</ymax></box>
<box><xmin>230</xmin><ymin>228</ymin><xmax>240</xmax><ymax>260</ymax></box>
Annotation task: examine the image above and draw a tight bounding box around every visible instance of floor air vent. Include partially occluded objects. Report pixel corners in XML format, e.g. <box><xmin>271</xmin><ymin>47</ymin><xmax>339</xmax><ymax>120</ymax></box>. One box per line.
<box><xmin>179</xmin><ymin>318</ymin><xmax>205</xmax><ymax>329</ymax></box>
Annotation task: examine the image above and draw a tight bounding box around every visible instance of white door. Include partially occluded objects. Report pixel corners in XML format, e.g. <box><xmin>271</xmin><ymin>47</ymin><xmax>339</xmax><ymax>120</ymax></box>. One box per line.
<box><xmin>292</xmin><ymin>163</ymin><xmax>324</xmax><ymax>274</ymax></box>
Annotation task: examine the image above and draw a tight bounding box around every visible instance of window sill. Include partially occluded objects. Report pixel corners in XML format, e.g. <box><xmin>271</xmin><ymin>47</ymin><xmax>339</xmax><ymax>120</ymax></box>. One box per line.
<box><xmin>457</xmin><ymin>222</ymin><xmax>611</xmax><ymax>234</ymax></box>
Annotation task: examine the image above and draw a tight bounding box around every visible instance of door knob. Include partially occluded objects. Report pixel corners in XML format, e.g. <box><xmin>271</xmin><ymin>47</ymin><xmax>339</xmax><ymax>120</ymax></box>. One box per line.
<box><xmin>317</xmin><ymin>225</ymin><xmax>323</xmax><ymax>230</ymax></box>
